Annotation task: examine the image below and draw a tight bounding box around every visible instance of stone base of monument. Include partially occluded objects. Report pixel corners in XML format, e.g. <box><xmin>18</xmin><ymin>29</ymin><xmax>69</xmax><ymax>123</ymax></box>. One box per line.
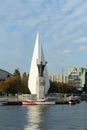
<box><xmin>36</xmin><ymin>77</ymin><xmax>45</xmax><ymax>99</ymax></box>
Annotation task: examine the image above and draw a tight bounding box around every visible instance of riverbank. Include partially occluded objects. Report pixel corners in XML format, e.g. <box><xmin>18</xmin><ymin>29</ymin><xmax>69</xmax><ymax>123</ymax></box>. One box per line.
<box><xmin>0</xmin><ymin>94</ymin><xmax>86</xmax><ymax>105</ymax></box>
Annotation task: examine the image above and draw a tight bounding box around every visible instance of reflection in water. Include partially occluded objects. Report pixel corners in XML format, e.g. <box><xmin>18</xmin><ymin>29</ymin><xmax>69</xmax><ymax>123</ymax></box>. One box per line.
<box><xmin>0</xmin><ymin>102</ymin><xmax>87</xmax><ymax>130</ymax></box>
<box><xmin>24</xmin><ymin>105</ymin><xmax>48</xmax><ymax>130</ymax></box>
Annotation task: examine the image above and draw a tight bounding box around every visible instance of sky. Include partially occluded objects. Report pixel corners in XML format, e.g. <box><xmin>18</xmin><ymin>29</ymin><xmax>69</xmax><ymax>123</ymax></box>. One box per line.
<box><xmin>0</xmin><ymin>0</ymin><xmax>87</xmax><ymax>75</ymax></box>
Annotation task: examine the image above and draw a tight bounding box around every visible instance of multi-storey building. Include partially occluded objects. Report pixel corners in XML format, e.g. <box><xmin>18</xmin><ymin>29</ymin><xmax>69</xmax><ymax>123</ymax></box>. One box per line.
<box><xmin>49</xmin><ymin>73</ymin><xmax>68</xmax><ymax>83</ymax></box>
<box><xmin>68</xmin><ymin>67</ymin><xmax>87</xmax><ymax>92</ymax></box>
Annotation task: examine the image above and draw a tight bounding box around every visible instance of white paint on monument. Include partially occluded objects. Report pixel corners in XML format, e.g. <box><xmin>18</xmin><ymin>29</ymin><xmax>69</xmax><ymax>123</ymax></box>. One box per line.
<box><xmin>28</xmin><ymin>33</ymin><xmax>50</xmax><ymax>97</ymax></box>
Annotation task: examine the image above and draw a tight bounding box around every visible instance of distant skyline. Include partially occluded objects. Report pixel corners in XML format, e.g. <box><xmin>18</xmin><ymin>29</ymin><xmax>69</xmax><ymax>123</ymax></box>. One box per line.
<box><xmin>0</xmin><ymin>0</ymin><xmax>87</xmax><ymax>75</ymax></box>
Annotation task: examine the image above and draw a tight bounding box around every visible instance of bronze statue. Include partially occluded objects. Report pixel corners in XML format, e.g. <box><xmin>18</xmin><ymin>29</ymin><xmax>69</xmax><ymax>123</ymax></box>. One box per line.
<box><xmin>37</xmin><ymin>61</ymin><xmax>47</xmax><ymax>77</ymax></box>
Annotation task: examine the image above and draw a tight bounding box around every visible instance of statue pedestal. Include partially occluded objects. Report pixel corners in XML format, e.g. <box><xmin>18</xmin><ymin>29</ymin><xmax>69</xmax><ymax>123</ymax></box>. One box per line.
<box><xmin>36</xmin><ymin>77</ymin><xmax>45</xmax><ymax>99</ymax></box>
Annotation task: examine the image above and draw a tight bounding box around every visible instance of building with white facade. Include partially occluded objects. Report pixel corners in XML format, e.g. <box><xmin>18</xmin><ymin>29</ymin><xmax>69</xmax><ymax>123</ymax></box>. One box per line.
<box><xmin>68</xmin><ymin>67</ymin><xmax>87</xmax><ymax>92</ymax></box>
<box><xmin>49</xmin><ymin>73</ymin><xmax>68</xmax><ymax>83</ymax></box>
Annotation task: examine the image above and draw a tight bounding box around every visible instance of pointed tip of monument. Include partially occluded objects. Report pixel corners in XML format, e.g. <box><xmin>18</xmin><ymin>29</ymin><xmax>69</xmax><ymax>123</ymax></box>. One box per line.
<box><xmin>37</xmin><ymin>31</ymin><xmax>39</xmax><ymax>36</ymax></box>
<box><xmin>35</xmin><ymin>32</ymin><xmax>40</xmax><ymax>45</ymax></box>
<box><xmin>36</xmin><ymin>31</ymin><xmax>39</xmax><ymax>39</ymax></box>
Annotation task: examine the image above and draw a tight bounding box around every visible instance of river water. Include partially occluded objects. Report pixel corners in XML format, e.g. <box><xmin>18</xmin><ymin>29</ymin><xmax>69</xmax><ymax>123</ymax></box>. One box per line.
<box><xmin>0</xmin><ymin>101</ymin><xmax>87</xmax><ymax>130</ymax></box>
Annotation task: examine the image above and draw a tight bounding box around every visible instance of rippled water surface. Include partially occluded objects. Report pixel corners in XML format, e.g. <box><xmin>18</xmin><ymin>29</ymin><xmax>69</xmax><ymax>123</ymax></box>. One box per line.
<box><xmin>0</xmin><ymin>101</ymin><xmax>87</xmax><ymax>130</ymax></box>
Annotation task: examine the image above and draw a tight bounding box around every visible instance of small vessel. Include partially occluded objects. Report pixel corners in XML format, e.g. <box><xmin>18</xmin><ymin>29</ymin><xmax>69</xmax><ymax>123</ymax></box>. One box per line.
<box><xmin>0</xmin><ymin>97</ymin><xmax>8</xmax><ymax>105</ymax></box>
<box><xmin>22</xmin><ymin>100</ymin><xmax>55</xmax><ymax>105</ymax></box>
<box><xmin>75</xmin><ymin>96</ymin><xmax>81</xmax><ymax>103</ymax></box>
<box><xmin>67</xmin><ymin>95</ymin><xmax>81</xmax><ymax>105</ymax></box>
<box><xmin>67</xmin><ymin>95</ymin><xmax>76</xmax><ymax>105</ymax></box>
<box><xmin>22</xmin><ymin>98</ymin><xmax>55</xmax><ymax>105</ymax></box>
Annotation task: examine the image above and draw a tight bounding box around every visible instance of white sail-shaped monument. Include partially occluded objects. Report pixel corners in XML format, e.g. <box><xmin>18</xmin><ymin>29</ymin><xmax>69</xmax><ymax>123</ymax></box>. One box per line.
<box><xmin>28</xmin><ymin>33</ymin><xmax>50</xmax><ymax>99</ymax></box>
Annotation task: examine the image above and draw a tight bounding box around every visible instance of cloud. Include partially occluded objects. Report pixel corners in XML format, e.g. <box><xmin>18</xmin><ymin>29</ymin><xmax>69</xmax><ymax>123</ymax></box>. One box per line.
<box><xmin>74</xmin><ymin>37</ymin><xmax>87</xmax><ymax>43</ymax></box>
<box><xmin>62</xmin><ymin>50</ymin><xmax>72</xmax><ymax>55</ymax></box>
<box><xmin>79</xmin><ymin>46</ymin><xmax>87</xmax><ymax>51</ymax></box>
<box><xmin>0</xmin><ymin>0</ymin><xmax>87</xmax><ymax>74</ymax></box>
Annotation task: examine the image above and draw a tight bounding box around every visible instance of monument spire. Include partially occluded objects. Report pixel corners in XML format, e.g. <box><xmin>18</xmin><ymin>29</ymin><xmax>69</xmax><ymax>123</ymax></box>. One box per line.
<box><xmin>28</xmin><ymin>32</ymin><xmax>50</xmax><ymax>98</ymax></box>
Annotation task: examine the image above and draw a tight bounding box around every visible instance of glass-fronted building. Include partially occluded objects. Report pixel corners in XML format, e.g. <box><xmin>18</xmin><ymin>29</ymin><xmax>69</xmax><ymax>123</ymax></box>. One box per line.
<box><xmin>68</xmin><ymin>67</ymin><xmax>87</xmax><ymax>92</ymax></box>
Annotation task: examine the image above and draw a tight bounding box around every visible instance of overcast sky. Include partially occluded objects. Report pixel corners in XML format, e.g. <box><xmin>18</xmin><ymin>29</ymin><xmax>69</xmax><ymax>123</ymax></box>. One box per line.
<box><xmin>0</xmin><ymin>0</ymin><xmax>87</xmax><ymax>75</ymax></box>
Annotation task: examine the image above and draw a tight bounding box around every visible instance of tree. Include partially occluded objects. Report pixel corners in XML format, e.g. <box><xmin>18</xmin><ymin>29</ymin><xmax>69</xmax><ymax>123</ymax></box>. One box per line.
<box><xmin>21</xmin><ymin>73</ymin><xmax>30</xmax><ymax>94</ymax></box>
<box><xmin>14</xmin><ymin>69</ymin><xmax>21</xmax><ymax>77</ymax></box>
<box><xmin>48</xmin><ymin>81</ymin><xmax>73</xmax><ymax>94</ymax></box>
<box><xmin>14</xmin><ymin>69</ymin><xmax>21</xmax><ymax>94</ymax></box>
<box><xmin>48</xmin><ymin>81</ymin><xmax>58</xmax><ymax>93</ymax></box>
<box><xmin>4</xmin><ymin>77</ymin><xmax>17</xmax><ymax>95</ymax></box>
<box><xmin>0</xmin><ymin>81</ymin><xmax>5</xmax><ymax>93</ymax></box>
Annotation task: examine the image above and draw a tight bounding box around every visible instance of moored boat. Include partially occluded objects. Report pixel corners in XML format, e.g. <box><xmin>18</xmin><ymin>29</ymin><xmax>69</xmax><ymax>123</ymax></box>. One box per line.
<box><xmin>67</xmin><ymin>95</ymin><xmax>76</xmax><ymax>105</ymax></box>
<box><xmin>67</xmin><ymin>95</ymin><xmax>81</xmax><ymax>105</ymax></box>
<box><xmin>22</xmin><ymin>99</ymin><xmax>55</xmax><ymax>105</ymax></box>
<box><xmin>0</xmin><ymin>97</ymin><xmax>8</xmax><ymax>105</ymax></box>
<box><xmin>75</xmin><ymin>96</ymin><xmax>81</xmax><ymax>102</ymax></box>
